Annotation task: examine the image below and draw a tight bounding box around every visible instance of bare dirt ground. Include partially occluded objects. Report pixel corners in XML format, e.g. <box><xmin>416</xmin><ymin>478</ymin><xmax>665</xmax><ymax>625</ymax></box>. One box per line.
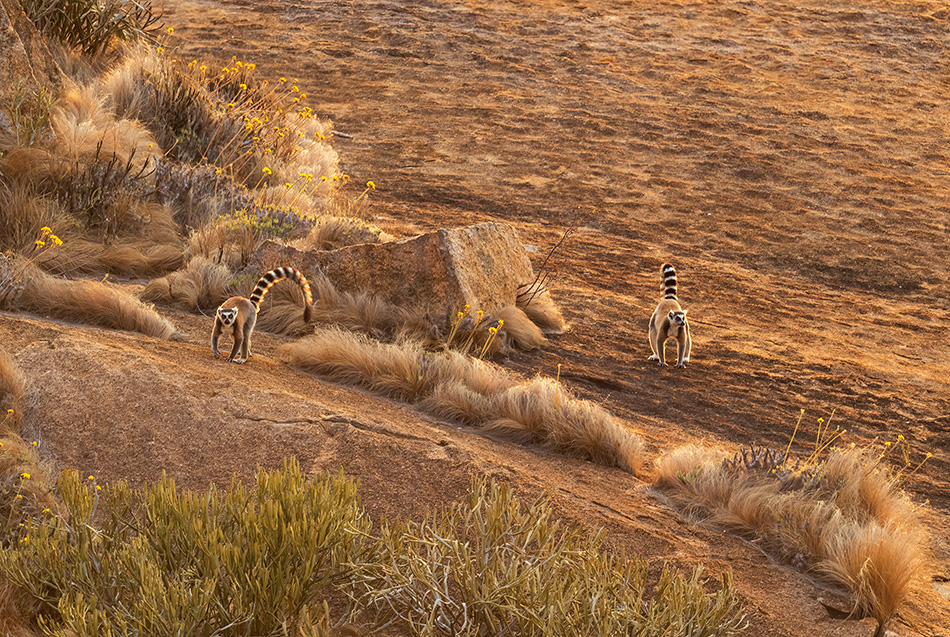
<box><xmin>5</xmin><ymin>0</ymin><xmax>950</xmax><ymax>634</ymax></box>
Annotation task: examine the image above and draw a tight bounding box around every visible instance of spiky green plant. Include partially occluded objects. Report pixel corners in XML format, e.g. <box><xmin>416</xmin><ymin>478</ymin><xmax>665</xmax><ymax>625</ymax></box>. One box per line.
<box><xmin>19</xmin><ymin>0</ymin><xmax>163</xmax><ymax>58</ymax></box>
<box><xmin>353</xmin><ymin>478</ymin><xmax>746</xmax><ymax>636</ymax></box>
<box><xmin>0</xmin><ymin>459</ymin><xmax>371</xmax><ymax>636</ymax></box>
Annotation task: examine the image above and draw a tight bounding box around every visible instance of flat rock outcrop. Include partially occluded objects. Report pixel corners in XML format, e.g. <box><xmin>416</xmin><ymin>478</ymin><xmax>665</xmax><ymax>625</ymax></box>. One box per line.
<box><xmin>244</xmin><ymin>222</ymin><xmax>536</xmax><ymax>327</ymax></box>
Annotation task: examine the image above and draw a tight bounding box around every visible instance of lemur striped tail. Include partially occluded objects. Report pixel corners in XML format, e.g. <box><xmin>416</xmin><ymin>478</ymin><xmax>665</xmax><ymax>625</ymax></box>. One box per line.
<box><xmin>660</xmin><ymin>263</ymin><xmax>678</xmax><ymax>300</ymax></box>
<box><xmin>248</xmin><ymin>267</ymin><xmax>314</xmax><ymax>319</ymax></box>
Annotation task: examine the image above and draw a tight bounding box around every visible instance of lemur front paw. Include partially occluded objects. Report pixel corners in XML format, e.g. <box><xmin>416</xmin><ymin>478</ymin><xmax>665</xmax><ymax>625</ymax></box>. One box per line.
<box><xmin>213</xmin><ymin>351</ymin><xmax>220</xmax><ymax>359</ymax></box>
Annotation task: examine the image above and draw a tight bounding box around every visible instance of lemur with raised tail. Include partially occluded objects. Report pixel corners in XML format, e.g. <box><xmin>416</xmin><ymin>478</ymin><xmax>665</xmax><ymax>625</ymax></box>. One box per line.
<box><xmin>212</xmin><ymin>267</ymin><xmax>313</xmax><ymax>363</ymax></box>
<box><xmin>648</xmin><ymin>263</ymin><xmax>691</xmax><ymax>368</ymax></box>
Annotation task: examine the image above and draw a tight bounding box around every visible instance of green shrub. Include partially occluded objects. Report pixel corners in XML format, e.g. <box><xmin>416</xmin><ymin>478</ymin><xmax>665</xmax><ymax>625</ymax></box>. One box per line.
<box><xmin>353</xmin><ymin>479</ymin><xmax>746</xmax><ymax>637</ymax></box>
<box><xmin>19</xmin><ymin>0</ymin><xmax>162</xmax><ymax>58</ymax></box>
<box><xmin>0</xmin><ymin>459</ymin><xmax>371</xmax><ymax>636</ymax></box>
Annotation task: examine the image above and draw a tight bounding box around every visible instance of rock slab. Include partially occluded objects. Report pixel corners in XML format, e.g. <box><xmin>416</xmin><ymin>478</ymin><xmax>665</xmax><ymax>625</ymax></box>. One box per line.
<box><xmin>245</xmin><ymin>222</ymin><xmax>536</xmax><ymax>328</ymax></box>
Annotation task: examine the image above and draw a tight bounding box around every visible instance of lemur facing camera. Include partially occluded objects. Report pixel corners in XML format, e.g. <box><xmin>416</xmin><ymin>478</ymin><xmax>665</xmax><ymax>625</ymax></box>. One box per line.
<box><xmin>212</xmin><ymin>266</ymin><xmax>313</xmax><ymax>364</ymax></box>
<box><xmin>648</xmin><ymin>263</ymin><xmax>691</xmax><ymax>368</ymax></box>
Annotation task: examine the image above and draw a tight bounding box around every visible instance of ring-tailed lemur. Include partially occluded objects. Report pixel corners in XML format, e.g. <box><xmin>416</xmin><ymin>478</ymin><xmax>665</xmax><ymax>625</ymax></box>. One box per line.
<box><xmin>648</xmin><ymin>263</ymin><xmax>691</xmax><ymax>368</ymax></box>
<box><xmin>212</xmin><ymin>266</ymin><xmax>313</xmax><ymax>363</ymax></box>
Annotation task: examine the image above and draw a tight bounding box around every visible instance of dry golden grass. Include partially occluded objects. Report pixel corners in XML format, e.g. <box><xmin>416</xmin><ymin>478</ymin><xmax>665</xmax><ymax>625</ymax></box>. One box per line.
<box><xmin>516</xmin><ymin>281</ymin><xmax>566</xmax><ymax>334</ymax></box>
<box><xmin>0</xmin><ymin>181</ymin><xmax>61</xmax><ymax>254</ymax></box>
<box><xmin>186</xmin><ymin>222</ymin><xmax>264</xmax><ymax>272</ymax></box>
<box><xmin>292</xmin><ymin>216</ymin><xmax>392</xmax><ymax>251</ymax></box>
<box><xmin>496</xmin><ymin>305</ymin><xmax>546</xmax><ymax>351</ymax></box>
<box><xmin>38</xmin><ymin>239</ymin><xmax>183</xmax><ymax>278</ymax></box>
<box><xmin>49</xmin><ymin>83</ymin><xmax>160</xmax><ymax>176</ymax></box>
<box><xmin>0</xmin><ymin>578</ymin><xmax>39</xmax><ymax>637</ymax></box>
<box><xmin>4</xmin><ymin>261</ymin><xmax>176</xmax><ymax>339</ymax></box>
<box><xmin>277</xmin><ymin>328</ymin><xmax>644</xmax><ymax>473</ymax></box>
<box><xmin>654</xmin><ymin>444</ymin><xmax>923</xmax><ymax>635</ymax></box>
<box><xmin>0</xmin><ymin>349</ymin><xmax>27</xmax><ymax>436</ymax></box>
<box><xmin>140</xmin><ymin>256</ymin><xmax>233</xmax><ymax>313</ymax></box>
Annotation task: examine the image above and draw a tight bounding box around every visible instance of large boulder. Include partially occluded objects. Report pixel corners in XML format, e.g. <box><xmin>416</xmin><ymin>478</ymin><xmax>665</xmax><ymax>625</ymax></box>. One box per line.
<box><xmin>244</xmin><ymin>222</ymin><xmax>537</xmax><ymax>328</ymax></box>
<box><xmin>0</xmin><ymin>0</ymin><xmax>63</xmax><ymax>134</ymax></box>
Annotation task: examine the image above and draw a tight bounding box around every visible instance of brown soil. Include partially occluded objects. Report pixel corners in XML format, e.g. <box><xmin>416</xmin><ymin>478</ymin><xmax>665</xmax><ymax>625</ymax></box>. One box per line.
<box><xmin>5</xmin><ymin>0</ymin><xmax>950</xmax><ymax>634</ymax></box>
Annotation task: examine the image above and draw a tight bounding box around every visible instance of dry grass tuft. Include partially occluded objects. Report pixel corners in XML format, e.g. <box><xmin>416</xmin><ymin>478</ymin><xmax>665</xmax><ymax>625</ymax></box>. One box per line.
<box><xmin>0</xmin><ymin>578</ymin><xmax>38</xmax><ymax>637</ymax></box>
<box><xmin>654</xmin><ymin>443</ymin><xmax>924</xmax><ymax>634</ymax></box>
<box><xmin>277</xmin><ymin>328</ymin><xmax>643</xmax><ymax>473</ymax></box>
<box><xmin>496</xmin><ymin>305</ymin><xmax>546</xmax><ymax>351</ymax></box>
<box><xmin>186</xmin><ymin>222</ymin><xmax>265</xmax><ymax>272</ymax></box>
<box><xmin>0</xmin><ymin>349</ymin><xmax>27</xmax><ymax>436</ymax></box>
<box><xmin>516</xmin><ymin>281</ymin><xmax>566</xmax><ymax>334</ymax></box>
<box><xmin>140</xmin><ymin>256</ymin><xmax>233</xmax><ymax>313</ymax></box>
<box><xmin>38</xmin><ymin>239</ymin><xmax>183</xmax><ymax>278</ymax></box>
<box><xmin>0</xmin><ymin>181</ymin><xmax>61</xmax><ymax>254</ymax></box>
<box><xmin>3</xmin><ymin>260</ymin><xmax>176</xmax><ymax>339</ymax></box>
<box><xmin>292</xmin><ymin>216</ymin><xmax>392</xmax><ymax>251</ymax></box>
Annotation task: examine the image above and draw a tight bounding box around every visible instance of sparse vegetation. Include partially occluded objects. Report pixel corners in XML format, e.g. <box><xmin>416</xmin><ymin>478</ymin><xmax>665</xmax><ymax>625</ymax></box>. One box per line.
<box><xmin>0</xmin><ymin>466</ymin><xmax>744</xmax><ymax>637</ymax></box>
<box><xmin>353</xmin><ymin>478</ymin><xmax>746</xmax><ymax>636</ymax></box>
<box><xmin>277</xmin><ymin>327</ymin><xmax>644</xmax><ymax>473</ymax></box>
<box><xmin>655</xmin><ymin>439</ymin><xmax>925</xmax><ymax>637</ymax></box>
<box><xmin>19</xmin><ymin>0</ymin><xmax>163</xmax><ymax>59</ymax></box>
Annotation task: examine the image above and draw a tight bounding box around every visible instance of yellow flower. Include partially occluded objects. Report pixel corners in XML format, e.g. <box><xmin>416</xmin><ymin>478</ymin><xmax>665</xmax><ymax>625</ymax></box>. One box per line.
<box><xmin>31</xmin><ymin>440</ymin><xmax>37</xmax><ymax>446</ymax></box>
<box><xmin>817</xmin><ymin>417</ymin><xmax>824</xmax><ymax>423</ymax></box>
<box><xmin>291</xmin><ymin>86</ymin><xmax>300</xmax><ymax>93</ymax></box>
<box><xmin>247</xmin><ymin>63</ymin><xmax>256</xmax><ymax>70</ymax></box>
<box><xmin>6</xmin><ymin>408</ymin><xmax>12</xmax><ymax>413</ymax></box>
<box><xmin>199</xmin><ymin>65</ymin><xmax>207</xmax><ymax>72</ymax></box>
<box><xmin>51</xmin><ymin>235</ymin><xmax>62</xmax><ymax>246</ymax></box>
<box><xmin>15</xmin><ymin>494</ymin><xmax>23</xmax><ymax>499</ymax></box>
<box><xmin>157</xmin><ymin>46</ymin><xmax>164</xmax><ymax>53</ymax></box>
<box><xmin>279</xmin><ymin>77</ymin><xmax>287</xmax><ymax>83</ymax></box>
<box><xmin>367</xmin><ymin>180</ymin><xmax>376</xmax><ymax>190</ymax></box>
<box><xmin>321</xmin><ymin>176</ymin><xmax>327</xmax><ymax>182</ymax></box>
<box><xmin>35</xmin><ymin>239</ymin><xmax>45</xmax><ymax>248</ymax></box>
<box><xmin>262</xmin><ymin>167</ymin><xmax>272</xmax><ymax>175</ymax></box>
<box><xmin>87</xmin><ymin>475</ymin><xmax>95</xmax><ymax>481</ymax></box>
<box><xmin>898</xmin><ymin>434</ymin><xmax>905</xmax><ymax>441</ymax></box>
<box><xmin>498</xmin><ymin>319</ymin><xmax>504</xmax><ymax>326</ymax></box>
<box><xmin>20</xmin><ymin>473</ymin><xmax>30</xmax><ymax>480</ymax></box>
<box><xmin>285</xmin><ymin>182</ymin><xmax>292</xmax><ymax>188</ymax></box>
<box><xmin>489</xmin><ymin>327</ymin><xmax>497</xmax><ymax>334</ymax></box>
<box><xmin>239</xmin><ymin>83</ymin><xmax>247</xmax><ymax>91</ymax></box>
<box><xmin>96</xmin><ymin>485</ymin><xmax>102</xmax><ymax>491</ymax></box>
<box><xmin>342</xmin><ymin>174</ymin><xmax>350</xmax><ymax>180</ymax></box>
<box><xmin>167</xmin><ymin>27</ymin><xmax>174</xmax><ymax>34</ymax></box>
<box><xmin>40</xmin><ymin>226</ymin><xmax>52</xmax><ymax>235</ymax></box>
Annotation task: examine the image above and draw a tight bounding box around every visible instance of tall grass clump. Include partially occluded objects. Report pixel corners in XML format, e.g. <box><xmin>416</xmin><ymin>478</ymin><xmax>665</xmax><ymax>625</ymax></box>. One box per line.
<box><xmin>1</xmin><ymin>256</ymin><xmax>176</xmax><ymax>338</ymax></box>
<box><xmin>353</xmin><ymin>478</ymin><xmax>745</xmax><ymax>636</ymax></box>
<box><xmin>655</xmin><ymin>441</ymin><xmax>924</xmax><ymax>636</ymax></box>
<box><xmin>0</xmin><ymin>460</ymin><xmax>370</xmax><ymax>636</ymax></box>
<box><xmin>277</xmin><ymin>328</ymin><xmax>644</xmax><ymax>473</ymax></box>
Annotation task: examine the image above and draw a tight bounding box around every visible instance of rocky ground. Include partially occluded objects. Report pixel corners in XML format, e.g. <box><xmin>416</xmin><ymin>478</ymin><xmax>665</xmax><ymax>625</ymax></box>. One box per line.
<box><xmin>6</xmin><ymin>0</ymin><xmax>950</xmax><ymax>634</ymax></box>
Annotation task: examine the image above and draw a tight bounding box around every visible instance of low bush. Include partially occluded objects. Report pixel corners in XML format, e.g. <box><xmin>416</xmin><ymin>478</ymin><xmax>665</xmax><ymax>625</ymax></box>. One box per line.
<box><xmin>0</xmin><ymin>460</ymin><xmax>370</xmax><ymax>636</ymax></box>
<box><xmin>354</xmin><ymin>478</ymin><xmax>745</xmax><ymax>636</ymax></box>
<box><xmin>20</xmin><ymin>0</ymin><xmax>162</xmax><ymax>59</ymax></box>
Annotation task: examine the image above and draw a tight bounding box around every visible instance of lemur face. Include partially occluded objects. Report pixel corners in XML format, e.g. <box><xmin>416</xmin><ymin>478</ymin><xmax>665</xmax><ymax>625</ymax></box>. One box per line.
<box><xmin>668</xmin><ymin>310</ymin><xmax>687</xmax><ymax>326</ymax></box>
<box><xmin>216</xmin><ymin>307</ymin><xmax>238</xmax><ymax>326</ymax></box>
